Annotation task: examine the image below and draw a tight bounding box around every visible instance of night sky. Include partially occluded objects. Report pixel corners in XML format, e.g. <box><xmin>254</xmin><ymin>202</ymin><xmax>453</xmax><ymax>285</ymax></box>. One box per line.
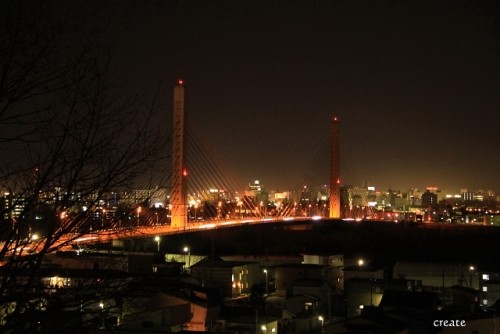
<box><xmin>78</xmin><ymin>1</ymin><xmax>500</xmax><ymax>192</ymax></box>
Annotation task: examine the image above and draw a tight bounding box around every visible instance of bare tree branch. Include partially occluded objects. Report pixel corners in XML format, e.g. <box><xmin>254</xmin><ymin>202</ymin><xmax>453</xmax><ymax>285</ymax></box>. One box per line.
<box><xmin>0</xmin><ymin>1</ymin><xmax>168</xmax><ymax>330</ymax></box>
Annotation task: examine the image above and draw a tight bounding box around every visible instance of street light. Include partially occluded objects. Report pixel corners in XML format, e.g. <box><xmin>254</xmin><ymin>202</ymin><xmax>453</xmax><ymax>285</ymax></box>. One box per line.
<box><xmin>154</xmin><ymin>236</ymin><xmax>160</xmax><ymax>252</ymax></box>
<box><xmin>101</xmin><ymin>208</ymin><xmax>106</xmax><ymax>230</ymax></box>
<box><xmin>99</xmin><ymin>302</ymin><xmax>105</xmax><ymax>329</ymax></box>
<box><xmin>469</xmin><ymin>265</ymin><xmax>475</xmax><ymax>288</ymax></box>
<box><xmin>136</xmin><ymin>206</ymin><xmax>142</xmax><ymax>226</ymax></box>
<box><xmin>263</xmin><ymin>269</ymin><xmax>268</xmax><ymax>295</ymax></box>
<box><xmin>318</xmin><ymin>315</ymin><xmax>324</xmax><ymax>332</ymax></box>
<box><xmin>183</xmin><ymin>246</ymin><xmax>191</xmax><ymax>268</ymax></box>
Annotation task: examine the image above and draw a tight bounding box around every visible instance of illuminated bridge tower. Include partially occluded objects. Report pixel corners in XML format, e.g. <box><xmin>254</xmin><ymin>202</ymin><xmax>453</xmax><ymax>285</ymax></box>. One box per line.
<box><xmin>329</xmin><ymin>116</ymin><xmax>341</xmax><ymax>219</ymax></box>
<box><xmin>171</xmin><ymin>80</ymin><xmax>188</xmax><ymax>228</ymax></box>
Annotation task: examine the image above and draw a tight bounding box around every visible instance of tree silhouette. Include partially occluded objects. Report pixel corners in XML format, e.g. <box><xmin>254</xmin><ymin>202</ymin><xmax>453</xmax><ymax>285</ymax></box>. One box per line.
<box><xmin>0</xmin><ymin>1</ymin><xmax>167</xmax><ymax>330</ymax></box>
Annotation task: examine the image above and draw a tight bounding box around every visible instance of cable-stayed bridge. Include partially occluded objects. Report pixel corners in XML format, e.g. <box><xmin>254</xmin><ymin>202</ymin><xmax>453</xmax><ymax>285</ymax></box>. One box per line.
<box><xmin>167</xmin><ymin>80</ymin><xmax>342</xmax><ymax>228</ymax></box>
<box><xmin>4</xmin><ymin>81</ymin><xmax>376</xmax><ymax>254</ymax></box>
<box><xmin>78</xmin><ymin>81</ymin><xmax>369</xmax><ymax>242</ymax></box>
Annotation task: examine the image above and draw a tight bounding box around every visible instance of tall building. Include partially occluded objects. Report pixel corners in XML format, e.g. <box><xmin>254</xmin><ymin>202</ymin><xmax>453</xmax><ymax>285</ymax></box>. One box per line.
<box><xmin>245</xmin><ymin>180</ymin><xmax>268</xmax><ymax>205</ymax></box>
<box><xmin>421</xmin><ymin>190</ymin><xmax>438</xmax><ymax>208</ymax></box>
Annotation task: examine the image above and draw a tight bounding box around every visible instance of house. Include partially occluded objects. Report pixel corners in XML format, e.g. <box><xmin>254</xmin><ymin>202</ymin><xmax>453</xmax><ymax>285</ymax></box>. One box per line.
<box><xmin>333</xmin><ymin>308</ymin><xmax>417</xmax><ymax>334</ymax></box>
<box><xmin>274</xmin><ymin>263</ymin><xmax>327</xmax><ymax>297</ymax></box>
<box><xmin>189</xmin><ymin>257</ymin><xmax>261</xmax><ymax>298</ymax></box>
<box><xmin>344</xmin><ymin>278</ymin><xmax>385</xmax><ymax>317</ymax></box>
<box><xmin>393</xmin><ymin>261</ymin><xmax>476</xmax><ymax>289</ymax></box>
<box><xmin>181</xmin><ymin>284</ymin><xmax>223</xmax><ymax>331</ymax></box>
<box><xmin>445</xmin><ymin>285</ymin><xmax>480</xmax><ymax>313</ymax></box>
<box><xmin>224</xmin><ymin>315</ymin><xmax>279</xmax><ymax>334</ymax></box>
<box><xmin>282</xmin><ymin>294</ymin><xmax>324</xmax><ymax>332</ymax></box>
<box><xmin>121</xmin><ymin>293</ymin><xmax>191</xmax><ymax>332</ymax></box>
<box><xmin>379</xmin><ymin>290</ymin><xmax>440</xmax><ymax>312</ymax></box>
<box><xmin>121</xmin><ymin>283</ymin><xmax>222</xmax><ymax>332</ymax></box>
<box><xmin>342</xmin><ymin>260</ymin><xmax>385</xmax><ymax>283</ymax></box>
<box><xmin>476</xmin><ymin>261</ymin><xmax>500</xmax><ymax>310</ymax></box>
<box><xmin>302</xmin><ymin>253</ymin><xmax>344</xmax><ymax>290</ymax></box>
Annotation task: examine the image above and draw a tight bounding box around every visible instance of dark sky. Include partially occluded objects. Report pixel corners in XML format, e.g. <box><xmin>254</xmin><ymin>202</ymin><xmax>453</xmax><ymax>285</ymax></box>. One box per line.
<box><xmin>102</xmin><ymin>0</ymin><xmax>499</xmax><ymax>193</ymax></box>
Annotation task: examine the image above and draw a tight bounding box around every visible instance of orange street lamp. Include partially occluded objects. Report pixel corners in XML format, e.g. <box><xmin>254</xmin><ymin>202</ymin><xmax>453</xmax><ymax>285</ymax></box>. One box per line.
<box><xmin>154</xmin><ymin>236</ymin><xmax>160</xmax><ymax>252</ymax></box>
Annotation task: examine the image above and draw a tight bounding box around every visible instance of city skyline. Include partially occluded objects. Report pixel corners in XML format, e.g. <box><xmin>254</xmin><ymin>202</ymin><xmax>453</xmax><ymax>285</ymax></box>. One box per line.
<box><xmin>243</xmin><ymin>178</ymin><xmax>500</xmax><ymax>196</ymax></box>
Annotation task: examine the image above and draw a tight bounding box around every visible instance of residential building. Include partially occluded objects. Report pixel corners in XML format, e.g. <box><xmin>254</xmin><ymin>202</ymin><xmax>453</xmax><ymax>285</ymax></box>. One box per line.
<box><xmin>189</xmin><ymin>257</ymin><xmax>260</xmax><ymax>298</ymax></box>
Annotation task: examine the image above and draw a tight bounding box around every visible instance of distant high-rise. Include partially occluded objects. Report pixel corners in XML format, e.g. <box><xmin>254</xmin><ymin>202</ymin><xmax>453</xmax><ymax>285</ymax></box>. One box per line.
<box><xmin>171</xmin><ymin>80</ymin><xmax>188</xmax><ymax>228</ymax></box>
<box><xmin>329</xmin><ymin>116</ymin><xmax>340</xmax><ymax>218</ymax></box>
<box><xmin>422</xmin><ymin>190</ymin><xmax>438</xmax><ymax>207</ymax></box>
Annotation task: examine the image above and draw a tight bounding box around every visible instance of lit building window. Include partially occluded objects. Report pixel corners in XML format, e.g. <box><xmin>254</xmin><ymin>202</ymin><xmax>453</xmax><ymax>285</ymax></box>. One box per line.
<box><xmin>482</xmin><ymin>299</ymin><xmax>488</xmax><ymax>305</ymax></box>
<box><xmin>482</xmin><ymin>274</ymin><xmax>490</xmax><ymax>281</ymax></box>
<box><xmin>482</xmin><ymin>286</ymin><xmax>488</xmax><ymax>292</ymax></box>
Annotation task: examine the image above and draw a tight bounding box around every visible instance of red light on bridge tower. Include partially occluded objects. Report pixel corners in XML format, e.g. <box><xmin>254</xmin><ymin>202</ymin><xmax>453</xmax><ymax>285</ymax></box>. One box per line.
<box><xmin>329</xmin><ymin>116</ymin><xmax>341</xmax><ymax>219</ymax></box>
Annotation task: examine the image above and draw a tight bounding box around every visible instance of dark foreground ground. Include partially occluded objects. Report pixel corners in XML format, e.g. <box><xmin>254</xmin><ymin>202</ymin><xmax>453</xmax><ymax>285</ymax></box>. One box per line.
<box><xmin>161</xmin><ymin>219</ymin><xmax>500</xmax><ymax>266</ymax></box>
